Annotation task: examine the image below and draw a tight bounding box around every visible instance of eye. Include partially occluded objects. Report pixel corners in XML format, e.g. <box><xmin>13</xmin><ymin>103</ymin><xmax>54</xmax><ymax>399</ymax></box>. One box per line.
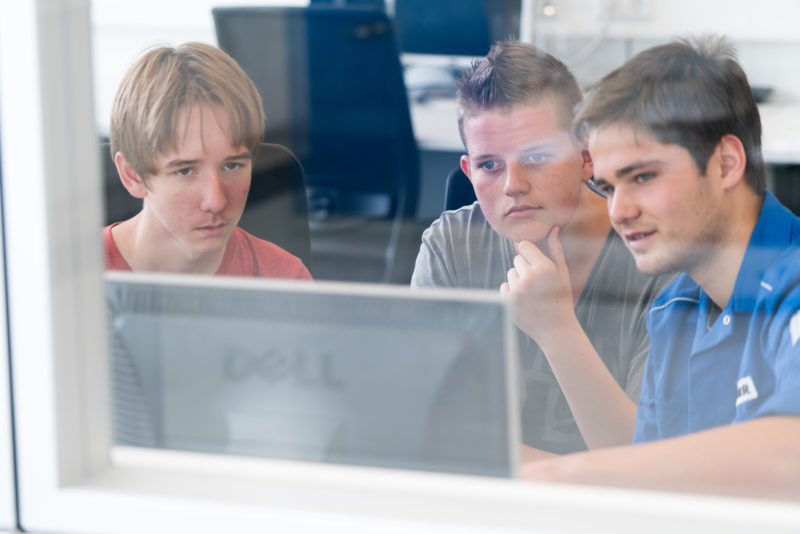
<box><xmin>635</xmin><ymin>172</ymin><xmax>655</xmax><ymax>184</ymax></box>
<box><xmin>478</xmin><ymin>160</ymin><xmax>500</xmax><ymax>171</ymax></box>
<box><xmin>174</xmin><ymin>167</ymin><xmax>193</xmax><ymax>177</ymax></box>
<box><xmin>524</xmin><ymin>153</ymin><xmax>546</xmax><ymax>165</ymax></box>
<box><xmin>223</xmin><ymin>161</ymin><xmax>245</xmax><ymax>171</ymax></box>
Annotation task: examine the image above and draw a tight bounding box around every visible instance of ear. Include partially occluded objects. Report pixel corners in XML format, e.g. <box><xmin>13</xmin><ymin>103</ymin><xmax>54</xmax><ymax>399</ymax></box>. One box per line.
<box><xmin>714</xmin><ymin>134</ymin><xmax>747</xmax><ymax>191</ymax></box>
<box><xmin>460</xmin><ymin>154</ymin><xmax>473</xmax><ymax>182</ymax></box>
<box><xmin>114</xmin><ymin>151</ymin><xmax>149</xmax><ymax>199</ymax></box>
<box><xmin>579</xmin><ymin>146</ymin><xmax>594</xmax><ymax>182</ymax></box>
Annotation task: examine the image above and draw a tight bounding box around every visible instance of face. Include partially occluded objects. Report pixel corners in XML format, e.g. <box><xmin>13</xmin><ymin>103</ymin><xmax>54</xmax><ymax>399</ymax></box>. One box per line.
<box><xmin>589</xmin><ymin>123</ymin><xmax>726</xmax><ymax>278</ymax></box>
<box><xmin>135</xmin><ymin>104</ymin><xmax>252</xmax><ymax>263</ymax></box>
<box><xmin>461</xmin><ymin>102</ymin><xmax>591</xmax><ymax>245</ymax></box>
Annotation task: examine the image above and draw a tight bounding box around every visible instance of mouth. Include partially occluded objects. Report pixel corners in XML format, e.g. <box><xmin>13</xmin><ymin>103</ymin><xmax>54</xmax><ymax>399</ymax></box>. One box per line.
<box><xmin>196</xmin><ymin>222</ymin><xmax>228</xmax><ymax>236</ymax></box>
<box><xmin>505</xmin><ymin>205</ymin><xmax>541</xmax><ymax>217</ymax></box>
<box><xmin>623</xmin><ymin>230</ymin><xmax>655</xmax><ymax>248</ymax></box>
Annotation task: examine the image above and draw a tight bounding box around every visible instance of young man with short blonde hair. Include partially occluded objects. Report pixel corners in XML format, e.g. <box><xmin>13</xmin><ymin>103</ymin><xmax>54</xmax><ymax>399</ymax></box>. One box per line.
<box><xmin>105</xmin><ymin>42</ymin><xmax>310</xmax><ymax>280</ymax></box>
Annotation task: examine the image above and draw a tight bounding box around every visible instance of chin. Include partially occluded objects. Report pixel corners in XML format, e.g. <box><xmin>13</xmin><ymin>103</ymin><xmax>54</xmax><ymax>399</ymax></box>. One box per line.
<box><xmin>507</xmin><ymin>227</ymin><xmax>550</xmax><ymax>245</ymax></box>
<box><xmin>633</xmin><ymin>255</ymin><xmax>680</xmax><ymax>277</ymax></box>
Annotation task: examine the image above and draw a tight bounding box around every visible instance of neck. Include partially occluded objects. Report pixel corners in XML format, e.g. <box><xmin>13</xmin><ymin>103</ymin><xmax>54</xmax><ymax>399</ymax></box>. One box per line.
<box><xmin>691</xmin><ymin>192</ymin><xmax>764</xmax><ymax>309</ymax></box>
<box><xmin>114</xmin><ymin>212</ymin><xmax>226</xmax><ymax>275</ymax></box>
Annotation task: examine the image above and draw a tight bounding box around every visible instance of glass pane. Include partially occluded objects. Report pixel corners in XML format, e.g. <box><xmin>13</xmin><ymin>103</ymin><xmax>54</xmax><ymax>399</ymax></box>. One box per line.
<box><xmin>92</xmin><ymin>0</ymin><xmax>800</xmax><ymax>505</ymax></box>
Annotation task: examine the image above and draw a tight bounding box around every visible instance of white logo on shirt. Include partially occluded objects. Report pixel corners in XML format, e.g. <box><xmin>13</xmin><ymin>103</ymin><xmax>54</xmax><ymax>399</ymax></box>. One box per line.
<box><xmin>791</xmin><ymin>310</ymin><xmax>800</xmax><ymax>348</ymax></box>
<box><xmin>736</xmin><ymin>376</ymin><xmax>758</xmax><ymax>407</ymax></box>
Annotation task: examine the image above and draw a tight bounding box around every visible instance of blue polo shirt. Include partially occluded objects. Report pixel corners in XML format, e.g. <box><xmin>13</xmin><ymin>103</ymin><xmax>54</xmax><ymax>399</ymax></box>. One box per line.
<box><xmin>633</xmin><ymin>192</ymin><xmax>800</xmax><ymax>443</ymax></box>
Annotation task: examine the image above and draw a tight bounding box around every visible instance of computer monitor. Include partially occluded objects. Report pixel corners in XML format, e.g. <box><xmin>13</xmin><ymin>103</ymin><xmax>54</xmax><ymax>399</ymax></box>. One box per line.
<box><xmin>393</xmin><ymin>0</ymin><xmax>522</xmax><ymax>57</ymax></box>
<box><xmin>106</xmin><ymin>272</ymin><xmax>520</xmax><ymax>477</ymax></box>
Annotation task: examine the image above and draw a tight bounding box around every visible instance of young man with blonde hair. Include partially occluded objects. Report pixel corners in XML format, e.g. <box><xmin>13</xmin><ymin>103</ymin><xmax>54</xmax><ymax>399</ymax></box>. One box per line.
<box><xmin>524</xmin><ymin>36</ymin><xmax>800</xmax><ymax>499</ymax></box>
<box><xmin>105</xmin><ymin>42</ymin><xmax>310</xmax><ymax>280</ymax></box>
<box><xmin>411</xmin><ymin>41</ymin><xmax>669</xmax><ymax>457</ymax></box>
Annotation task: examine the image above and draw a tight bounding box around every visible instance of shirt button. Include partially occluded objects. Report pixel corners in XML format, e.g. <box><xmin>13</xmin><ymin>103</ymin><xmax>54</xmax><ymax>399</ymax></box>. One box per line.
<box><xmin>722</xmin><ymin>314</ymin><xmax>731</xmax><ymax>326</ymax></box>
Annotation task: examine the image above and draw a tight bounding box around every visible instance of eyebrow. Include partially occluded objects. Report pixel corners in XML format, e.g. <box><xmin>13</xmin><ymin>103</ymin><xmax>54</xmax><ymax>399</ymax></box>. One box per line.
<box><xmin>472</xmin><ymin>142</ymin><xmax>559</xmax><ymax>161</ymax></box>
<box><xmin>614</xmin><ymin>159</ymin><xmax>660</xmax><ymax>179</ymax></box>
<box><xmin>162</xmin><ymin>151</ymin><xmax>252</xmax><ymax>170</ymax></box>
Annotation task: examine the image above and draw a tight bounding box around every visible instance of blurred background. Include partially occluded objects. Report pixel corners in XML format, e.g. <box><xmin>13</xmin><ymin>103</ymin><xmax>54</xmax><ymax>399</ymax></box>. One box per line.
<box><xmin>92</xmin><ymin>0</ymin><xmax>800</xmax><ymax>284</ymax></box>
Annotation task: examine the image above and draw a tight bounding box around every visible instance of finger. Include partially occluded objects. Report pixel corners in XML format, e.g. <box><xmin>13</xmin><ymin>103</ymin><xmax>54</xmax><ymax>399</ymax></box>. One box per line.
<box><xmin>506</xmin><ymin>267</ymin><xmax>519</xmax><ymax>285</ymax></box>
<box><xmin>513</xmin><ymin>253</ymin><xmax>530</xmax><ymax>275</ymax></box>
<box><xmin>516</xmin><ymin>239</ymin><xmax>548</xmax><ymax>265</ymax></box>
<box><xmin>547</xmin><ymin>226</ymin><xmax>569</xmax><ymax>275</ymax></box>
<box><xmin>500</xmin><ymin>282</ymin><xmax>509</xmax><ymax>294</ymax></box>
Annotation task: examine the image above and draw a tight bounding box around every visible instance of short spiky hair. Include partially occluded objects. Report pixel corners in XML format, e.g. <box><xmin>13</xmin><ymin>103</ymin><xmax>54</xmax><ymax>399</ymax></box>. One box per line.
<box><xmin>456</xmin><ymin>40</ymin><xmax>582</xmax><ymax>150</ymax></box>
<box><xmin>574</xmin><ymin>35</ymin><xmax>765</xmax><ymax>195</ymax></box>
<box><xmin>110</xmin><ymin>42</ymin><xmax>265</xmax><ymax>179</ymax></box>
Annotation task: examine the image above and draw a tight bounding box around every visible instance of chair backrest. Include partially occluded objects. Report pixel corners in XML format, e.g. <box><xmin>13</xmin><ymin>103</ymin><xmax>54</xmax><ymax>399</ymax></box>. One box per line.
<box><xmin>444</xmin><ymin>166</ymin><xmax>477</xmax><ymax>211</ymax></box>
<box><xmin>100</xmin><ymin>142</ymin><xmax>312</xmax><ymax>270</ymax></box>
<box><xmin>241</xmin><ymin>143</ymin><xmax>312</xmax><ymax>269</ymax></box>
<box><xmin>101</xmin><ymin>142</ymin><xmax>142</xmax><ymax>225</ymax></box>
<box><xmin>213</xmin><ymin>6</ymin><xmax>419</xmax><ymax>222</ymax></box>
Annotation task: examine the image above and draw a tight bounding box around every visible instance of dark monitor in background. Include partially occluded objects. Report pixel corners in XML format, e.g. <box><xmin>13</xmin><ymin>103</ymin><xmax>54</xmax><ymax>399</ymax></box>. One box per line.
<box><xmin>107</xmin><ymin>271</ymin><xmax>521</xmax><ymax>477</ymax></box>
<box><xmin>393</xmin><ymin>0</ymin><xmax>521</xmax><ymax>57</ymax></box>
<box><xmin>214</xmin><ymin>6</ymin><xmax>421</xmax><ymax>284</ymax></box>
<box><xmin>311</xmin><ymin>0</ymin><xmax>385</xmax><ymax>6</ymax></box>
<box><xmin>394</xmin><ymin>0</ymin><xmax>522</xmax><ymax>103</ymax></box>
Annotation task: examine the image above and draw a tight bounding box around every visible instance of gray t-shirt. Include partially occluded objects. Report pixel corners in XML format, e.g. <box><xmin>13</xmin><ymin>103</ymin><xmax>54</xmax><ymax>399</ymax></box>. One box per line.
<box><xmin>411</xmin><ymin>202</ymin><xmax>670</xmax><ymax>454</ymax></box>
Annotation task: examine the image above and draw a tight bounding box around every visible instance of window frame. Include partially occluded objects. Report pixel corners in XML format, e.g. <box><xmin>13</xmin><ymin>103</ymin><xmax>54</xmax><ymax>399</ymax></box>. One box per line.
<box><xmin>0</xmin><ymin>130</ymin><xmax>16</xmax><ymax>532</ymax></box>
<box><xmin>2</xmin><ymin>1</ymin><xmax>800</xmax><ymax>533</ymax></box>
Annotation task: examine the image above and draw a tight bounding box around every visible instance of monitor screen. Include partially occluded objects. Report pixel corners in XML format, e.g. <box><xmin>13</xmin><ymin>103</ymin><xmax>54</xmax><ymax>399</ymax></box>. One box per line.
<box><xmin>106</xmin><ymin>272</ymin><xmax>520</xmax><ymax>477</ymax></box>
<box><xmin>393</xmin><ymin>0</ymin><xmax>521</xmax><ymax>57</ymax></box>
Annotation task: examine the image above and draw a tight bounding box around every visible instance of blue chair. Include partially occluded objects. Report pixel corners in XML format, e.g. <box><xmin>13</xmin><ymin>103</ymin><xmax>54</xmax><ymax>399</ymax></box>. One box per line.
<box><xmin>444</xmin><ymin>166</ymin><xmax>477</xmax><ymax>211</ymax></box>
<box><xmin>214</xmin><ymin>6</ymin><xmax>420</xmax><ymax>283</ymax></box>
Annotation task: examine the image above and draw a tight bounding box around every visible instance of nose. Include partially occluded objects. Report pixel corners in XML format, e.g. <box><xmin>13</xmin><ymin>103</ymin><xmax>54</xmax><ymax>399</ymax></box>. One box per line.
<box><xmin>608</xmin><ymin>186</ymin><xmax>640</xmax><ymax>226</ymax></box>
<box><xmin>200</xmin><ymin>171</ymin><xmax>228</xmax><ymax>213</ymax></box>
<box><xmin>502</xmin><ymin>162</ymin><xmax>530</xmax><ymax>196</ymax></box>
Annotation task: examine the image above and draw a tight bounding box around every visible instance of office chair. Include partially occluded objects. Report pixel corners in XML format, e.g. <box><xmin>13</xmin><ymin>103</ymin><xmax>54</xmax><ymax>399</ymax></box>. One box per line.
<box><xmin>100</xmin><ymin>142</ymin><xmax>312</xmax><ymax>270</ymax></box>
<box><xmin>213</xmin><ymin>6</ymin><xmax>420</xmax><ymax>283</ymax></box>
<box><xmin>444</xmin><ymin>166</ymin><xmax>477</xmax><ymax>211</ymax></box>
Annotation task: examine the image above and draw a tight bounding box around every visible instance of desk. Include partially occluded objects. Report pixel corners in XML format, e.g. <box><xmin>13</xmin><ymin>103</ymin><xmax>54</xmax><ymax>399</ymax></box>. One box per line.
<box><xmin>411</xmin><ymin>98</ymin><xmax>800</xmax><ymax>164</ymax></box>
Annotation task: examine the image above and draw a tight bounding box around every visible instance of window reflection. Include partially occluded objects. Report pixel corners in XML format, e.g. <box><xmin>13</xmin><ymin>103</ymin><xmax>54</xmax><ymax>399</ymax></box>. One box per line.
<box><xmin>94</xmin><ymin>0</ymin><xmax>800</xmax><ymax>502</ymax></box>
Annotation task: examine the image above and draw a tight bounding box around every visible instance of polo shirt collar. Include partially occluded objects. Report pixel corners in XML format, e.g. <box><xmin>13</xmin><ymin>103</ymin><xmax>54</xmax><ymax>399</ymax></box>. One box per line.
<box><xmin>729</xmin><ymin>192</ymin><xmax>797</xmax><ymax>313</ymax></box>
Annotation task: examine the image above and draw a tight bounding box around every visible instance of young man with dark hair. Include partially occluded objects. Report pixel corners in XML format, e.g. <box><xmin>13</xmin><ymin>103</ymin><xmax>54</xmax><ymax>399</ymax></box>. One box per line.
<box><xmin>524</xmin><ymin>36</ymin><xmax>800</xmax><ymax>499</ymax></box>
<box><xmin>411</xmin><ymin>41</ymin><xmax>670</xmax><ymax>457</ymax></box>
<box><xmin>105</xmin><ymin>42</ymin><xmax>311</xmax><ymax>280</ymax></box>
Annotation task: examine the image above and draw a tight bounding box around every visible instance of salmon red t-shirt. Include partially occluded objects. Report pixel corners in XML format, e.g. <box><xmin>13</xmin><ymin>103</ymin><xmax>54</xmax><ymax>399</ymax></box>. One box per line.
<box><xmin>102</xmin><ymin>223</ymin><xmax>311</xmax><ymax>280</ymax></box>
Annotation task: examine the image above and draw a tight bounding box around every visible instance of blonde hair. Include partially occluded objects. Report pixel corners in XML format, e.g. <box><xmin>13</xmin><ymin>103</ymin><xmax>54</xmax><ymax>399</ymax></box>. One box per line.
<box><xmin>110</xmin><ymin>42</ymin><xmax>265</xmax><ymax>178</ymax></box>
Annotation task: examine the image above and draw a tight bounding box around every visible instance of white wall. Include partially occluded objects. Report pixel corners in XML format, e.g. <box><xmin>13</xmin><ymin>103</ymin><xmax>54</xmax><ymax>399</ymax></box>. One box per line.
<box><xmin>526</xmin><ymin>0</ymin><xmax>800</xmax><ymax>42</ymax></box>
<box><xmin>92</xmin><ymin>0</ymin><xmax>800</xmax><ymax>134</ymax></box>
<box><xmin>524</xmin><ymin>0</ymin><xmax>800</xmax><ymax>101</ymax></box>
<box><xmin>91</xmin><ymin>0</ymin><xmax>308</xmax><ymax>134</ymax></box>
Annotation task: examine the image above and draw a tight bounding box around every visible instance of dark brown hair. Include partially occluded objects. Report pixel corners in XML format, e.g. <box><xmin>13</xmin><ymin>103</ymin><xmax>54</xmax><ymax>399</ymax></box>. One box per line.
<box><xmin>574</xmin><ymin>35</ymin><xmax>765</xmax><ymax>195</ymax></box>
